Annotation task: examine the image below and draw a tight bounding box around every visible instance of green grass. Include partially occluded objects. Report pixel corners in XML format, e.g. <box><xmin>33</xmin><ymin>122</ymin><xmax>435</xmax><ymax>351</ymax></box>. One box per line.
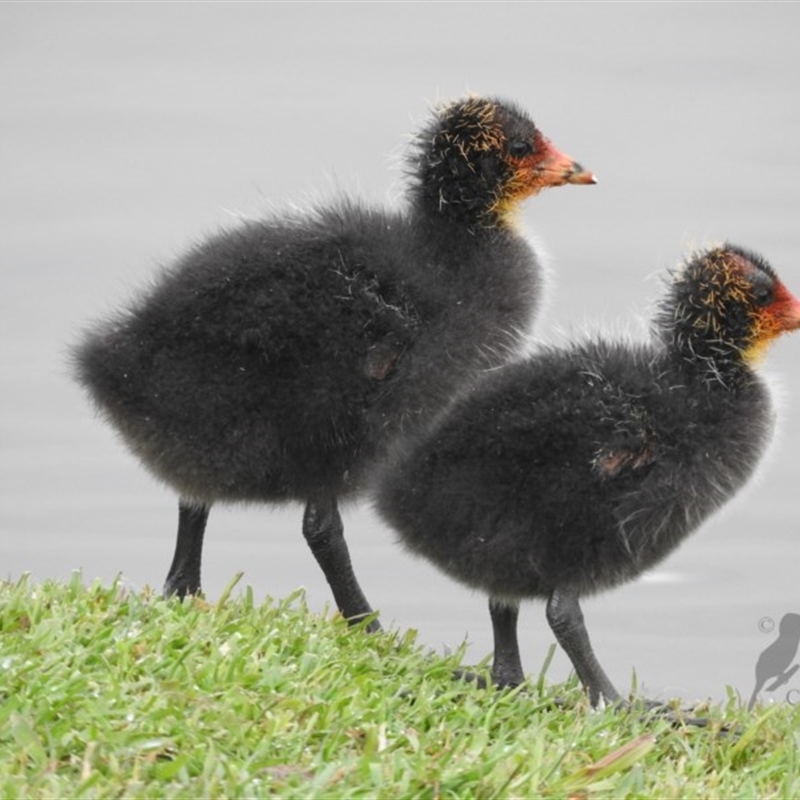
<box><xmin>1</xmin><ymin>574</ymin><xmax>798</xmax><ymax>798</ymax></box>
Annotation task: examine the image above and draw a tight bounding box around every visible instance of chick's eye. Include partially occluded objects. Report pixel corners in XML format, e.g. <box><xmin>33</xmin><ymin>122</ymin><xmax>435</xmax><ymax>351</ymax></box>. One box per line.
<box><xmin>753</xmin><ymin>285</ymin><xmax>773</xmax><ymax>306</ymax></box>
<box><xmin>508</xmin><ymin>140</ymin><xmax>532</xmax><ymax>159</ymax></box>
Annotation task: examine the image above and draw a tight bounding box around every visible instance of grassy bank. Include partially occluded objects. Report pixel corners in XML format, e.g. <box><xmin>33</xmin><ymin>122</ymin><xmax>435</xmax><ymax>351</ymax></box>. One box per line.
<box><xmin>1</xmin><ymin>574</ymin><xmax>798</xmax><ymax>798</ymax></box>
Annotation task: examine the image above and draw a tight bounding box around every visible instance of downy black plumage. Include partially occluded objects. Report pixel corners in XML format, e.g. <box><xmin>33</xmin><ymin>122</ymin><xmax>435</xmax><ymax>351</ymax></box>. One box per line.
<box><xmin>73</xmin><ymin>96</ymin><xmax>595</xmax><ymax>626</ymax></box>
<box><xmin>375</xmin><ymin>244</ymin><xmax>800</xmax><ymax>701</ymax></box>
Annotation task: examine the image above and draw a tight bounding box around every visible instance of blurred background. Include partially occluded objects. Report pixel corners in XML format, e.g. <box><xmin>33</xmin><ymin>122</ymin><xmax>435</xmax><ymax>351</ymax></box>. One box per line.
<box><xmin>2</xmin><ymin>3</ymin><xmax>799</xmax><ymax>706</ymax></box>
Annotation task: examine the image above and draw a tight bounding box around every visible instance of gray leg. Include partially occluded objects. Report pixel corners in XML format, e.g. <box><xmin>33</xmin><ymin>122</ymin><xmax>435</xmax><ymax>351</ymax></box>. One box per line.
<box><xmin>163</xmin><ymin>500</ymin><xmax>209</xmax><ymax>599</ymax></box>
<box><xmin>546</xmin><ymin>587</ymin><xmax>621</xmax><ymax>707</ymax></box>
<box><xmin>490</xmin><ymin>599</ymin><xmax>525</xmax><ymax>688</ymax></box>
<box><xmin>302</xmin><ymin>496</ymin><xmax>381</xmax><ymax>632</ymax></box>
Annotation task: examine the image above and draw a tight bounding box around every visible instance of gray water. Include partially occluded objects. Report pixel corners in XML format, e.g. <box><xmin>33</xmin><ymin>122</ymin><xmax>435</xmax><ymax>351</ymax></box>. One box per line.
<box><xmin>3</xmin><ymin>3</ymin><xmax>800</xmax><ymax>708</ymax></box>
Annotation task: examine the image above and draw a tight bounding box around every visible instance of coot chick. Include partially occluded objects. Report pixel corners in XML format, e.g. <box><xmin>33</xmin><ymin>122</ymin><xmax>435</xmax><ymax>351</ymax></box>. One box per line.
<box><xmin>375</xmin><ymin>244</ymin><xmax>800</xmax><ymax>703</ymax></box>
<box><xmin>73</xmin><ymin>96</ymin><xmax>595</xmax><ymax>628</ymax></box>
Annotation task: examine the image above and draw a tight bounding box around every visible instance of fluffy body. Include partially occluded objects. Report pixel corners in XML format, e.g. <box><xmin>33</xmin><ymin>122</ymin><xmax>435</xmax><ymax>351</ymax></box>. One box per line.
<box><xmin>377</xmin><ymin>335</ymin><xmax>772</xmax><ymax>601</ymax></box>
<box><xmin>76</xmin><ymin>203</ymin><xmax>538</xmax><ymax>504</ymax></box>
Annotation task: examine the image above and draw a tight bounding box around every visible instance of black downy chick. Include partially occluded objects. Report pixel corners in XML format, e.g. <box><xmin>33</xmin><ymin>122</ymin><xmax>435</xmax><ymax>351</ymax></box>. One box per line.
<box><xmin>73</xmin><ymin>96</ymin><xmax>595</xmax><ymax>628</ymax></box>
<box><xmin>375</xmin><ymin>245</ymin><xmax>800</xmax><ymax>702</ymax></box>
